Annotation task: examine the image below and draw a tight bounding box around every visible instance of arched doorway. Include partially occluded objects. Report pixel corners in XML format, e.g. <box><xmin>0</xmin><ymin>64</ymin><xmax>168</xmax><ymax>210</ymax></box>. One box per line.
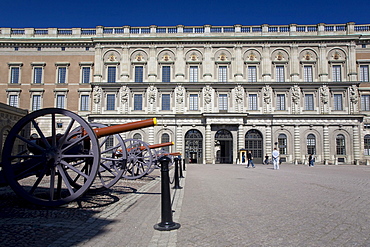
<box><xmin>245</xmin><ymin>129</ymin><xmax>263</xmax><ymax>164</ymax></box>
<box><xmin>215</xmin><ymin>129</ymin><xmax>233</xmax><ymax>164</ymax></box>
<box><xmin>185</xmin><ymin>129</ymin><xmax>203</xmax><ymax>164</ymax></box>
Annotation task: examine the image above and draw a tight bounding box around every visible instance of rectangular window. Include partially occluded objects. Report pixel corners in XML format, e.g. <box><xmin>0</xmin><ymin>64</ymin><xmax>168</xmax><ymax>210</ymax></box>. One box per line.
<box><xmin>218</xmin><ymin>94</ymin><xmax>228</xmax><ymax>110</ymax></box>
<box><xmin>134</xmin><ymin>94</ymin><xmax>143</xmax><ymax>110</ymax></box>
<box><xmin>360</xmin><ymin>65</ymin><xmax>369</xmax><ymax>82</ymax></box>
<box><xmin>33</xmin><ymin>67</ymin><xmax>43</xmax><ymax>84</ymax></box>
<box><xmin>304</xmin><ymin>65</ymin><xmax>313</xmax><ymax>82</ymax></box>
<box><xmin>32</xmin><ymin>95</ymin><xmax>41</xmax><ymax>111</ymax></box>
<box><xmin>106</xmin><ymin>94</ymin><xmax>115</xmax><ymax>110</ymax></box>
<box><xmin>189</xmin><ymin>94</ymin><xmax>198</xmax><ymax>111</ymax></box>
<box><xmin>58</xmin><ymin>67</ymin><xmax>67</xmax><ymax>84</ymax></box>
<box><xmin>162</xmin><ymin>66</ymin><xmax>171</xmax><ymax>82</ymax></box>
<box><xmin>9</xmin><ymin>95</ymin><xmax>19</xmax><ymax>107</ymax></box>
<box><xmin>189</xmin><ymin>66</ymin><xmax>198</xmax><ymax>82</ymax></box>
<box><xmin>107</xmin><ymin>66</ymin><xmax>116</xmax><ymax>83</ymax></box>
<box><xmin>334</xmin><ymin>94</ymin><xmax>343</xmax><ymax>111</ymax></box>
<box><xmin>10</xmin><ymin>67</ymin><xmax>20</xmax><ymax>84</ymax></box>
<box><xmin>249</xmin><ymin>94</ymin><xmax>258</xmax><ymax>110</ymax></box>
<box><xmin>361</xmin><ymin>95</ymin><xmax>370</xmax><ymax>111</ymax></box>
<box><xmin>305</xmin><ymin>94</ymin><xmax>314</xmax><ymax>110</ymax></box>
<box><xmin>82</xmin><ymin>67</ymin><xmax>90</xmax><ymax>84</ymax></box>
<box><xmin>332</xmin><ymin>65</ymin><xmax>342</xmax><ymax>82</ymax></box>
<box><xmin>248</xmin><ymin>66</ymin><xmax>257</xmax><ymax>82</ymax></box>
<box><xmin>161</xmin><ymin>94</ymin><xmax>171</xmax><ymax>110</ymax></box>
<box><xmin>56</xmin><ymin>95</ymin><xmax>65</xmax><ymax>109</ymax></box>
<box><xmin>276</xmin><ymin>66</ymin><xmax>285</xmax><ymax>82</ymax></box>
<box><xmin>80</xmin><ymin>95</ymin><xmax>89</xmax><ymax>111</ymax></box>
<box><xmin>218</xmin><ymin>66</ymin><xmax>227</xmax><ymax>82</ymax></box>
<box><xmin>276</xmin><ymin>94</ymin><xmax>286</xmax><ymax>111</ymax></box>
<box><xmin>135</xmin><ymin>66</ymin><xmax>143</xmax><ymax>82</ymax></box>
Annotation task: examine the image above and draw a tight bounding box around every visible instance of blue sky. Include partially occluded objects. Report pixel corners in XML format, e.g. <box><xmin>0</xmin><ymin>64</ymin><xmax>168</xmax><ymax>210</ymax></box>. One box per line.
<box><xmin>1</xmin><ymin>0</ymin><xmax>368</xmax><ymax>28</ymax></box>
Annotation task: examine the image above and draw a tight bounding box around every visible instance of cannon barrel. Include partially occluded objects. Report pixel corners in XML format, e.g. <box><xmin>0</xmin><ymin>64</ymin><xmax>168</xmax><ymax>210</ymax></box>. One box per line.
<box><xmin>93</xmin><ymin>118</ymin><xmax>157</xmax><ymax>138</ymax></box>
<box><xmin>148</xmin><ymin>142</ymin><xmax>174</xmax><ymax>149</ymax></box>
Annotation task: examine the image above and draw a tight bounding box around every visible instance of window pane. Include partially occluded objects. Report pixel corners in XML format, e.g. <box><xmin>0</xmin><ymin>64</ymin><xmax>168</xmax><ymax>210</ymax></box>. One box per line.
<box><xmin>80</xmin><ymin>95</ymin><xmax>89</xmax><ymax>111</ymax></box>
<box><xmin>189</xmin><ymin>66</ymin><xmax>198</xmax><ymax>82</ymax></box>
<box><xmin>135</xmin><ymin>66</ymin><xmax>143</xmax><ymax>82</ymax></box>
<box><xmin>56</xmin><ymin>95</ymin><xmax>65</xmax><ymax>108</ymax></box>
<box><xmin>161</xmin><ymin>133</ymin><xmax>170</xmax><ymax>152</ymax></box>
<box><xmin>134</xmin><ymin>94</ymin><xmax>142</xmax><ymax>110</ymax></box>
<box><xmin>249</xmin><ymin>94</ymin><xmax>258</xmax><ymax>110</ymax></box>
<box><xmin>162</xmin><ymin>94</ymin><xmax>171</xmax><ymax>110</ymax></box>
<box><xmin>361</xmin><ymin>95</ymin><xmax>370</xmax><ymax>111</ymax></box>
<box><xmin>334</xmin><ymin>94</ymin><xmax>343</xmax><ymax>110</ymax></box>
<box><xmin>332</xmin><ymin>65</ymin><xmax>341</xmax><ymax>82</ymax></box>
<box><xmin>248</xmin><ymin>66</ymin><xmax>257</xmax><ymax>82</ymax></box>
<box><xmin>218</xmin><ymin>66</ymin><xmax>227</xmax><ymax>82</ymax></box>
<box><xmin>189</xmin><ymin>94</ymin><xmax>198</xmax><ymax>110</ymax></box>
<box><xmin>276</xmin><ymin>66</ymin><xmax>285</xmax><ymax>82</ymax></box>
<box><xmin>360</xmin><ymin>65</ymin><xmax>369</xmax><ymax>82</ymax></box>
<box><xmin>9</xmin><ymin>95</ymin><xmax>18</xmax><ymax>107</ymax></box>
<box><xmin>307</xmin><ymin>134</ymin><xmax>316</xmax><ymax>155</ymax></box>
<box><xmin>304</xmin><ymin>65</ymin><xmax>313</xmax><ymax>82</ymax></box>
<box><xmin>107</xmin><ymin>66</ymin><xmax>116</xmax><ymax>83</ymax></box>
<box><xmin>278</xmin><ymin>134</ymin><xmax>287</xmax><ymax>154</ymax></box>
<box><xmin>336</xmin><ymin>134</ymin><xmax>346</xmax><ymax>155</ymax></box>
<box><xmin>276</xmin><ymin>94</ymin><xmax>285</xmax><ymax>110</ymax></box>
<box><xmin>11</xmin><ymin>67</ymin><xmax>20</xmax><ymax>84</ymax></box>
<box><xmin>364</xmin><ymin>134</ymin><xmax>370</xmax><ymax>155</ymax></box>
<box><xmin>58</xmin><ymin>67</ymin><xmax>67</xmax><ymax>83</ymax></box>
<box><xmin>82</xmin><ymin>67</ymin><xmax>90</xmax><ymax>83</ymax></box>
<box><xmin>219</xmin><ymin>94</ymin><xmax>228</xmax><ymax>110</ymax></box>
<box><xmin>162</xmin><ymin>66</ymin><xmax>171</xmax><ymax>82</ymax></box>
<box><xmin>32</xmin><ymin>95</ymin><xmax>41</xmax><ymax>111</ymax></box>
<box><xmin>106</xmin><ymin>94</ymin><xmax>115</xmax><ymax>110</ymax></box>
<box><xmin>34</xmin><ymin>67</ymin><xmax>42</xmax><ymax>84</ymax></box>
<box><xmin>305</xmin><ymin>94</ymin><xmax>314</xmax><ymax>110</ymax></box>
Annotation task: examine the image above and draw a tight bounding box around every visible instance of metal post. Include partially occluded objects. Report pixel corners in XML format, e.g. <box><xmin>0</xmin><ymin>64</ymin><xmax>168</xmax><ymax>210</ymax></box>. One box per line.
<box><xmin>183</xmin><ymin>158</ymin><xmax>186</xmax><ymax>171</ymax></box>
<box><xmin>179</xmin><ymin>156</ymin><xmax>184</xmax><ymax>178</ymax></box>
<box><xmin>154</xmin><ymin>156</ymin><xmax>181</xmax><ymax>231</ymax></box>
<box><xmin>172</xmin><ymin>157</ymin><xmax>183</xmax><ymax>189</ymax></box>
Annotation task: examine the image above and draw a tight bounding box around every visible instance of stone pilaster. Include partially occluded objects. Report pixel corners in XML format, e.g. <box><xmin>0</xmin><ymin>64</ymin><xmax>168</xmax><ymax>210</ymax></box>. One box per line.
<box><xmin>265</xmin><ymin>125</ymin><xmax>272</xmax><ymax>156</ymax></box>
<box><xmin>294</xmin><ymin>125</ymin><xmax>301</xmax><ymax>164</ymax></box>
<box><xmin>175</xmin><ymin>45</ymin><xmax>185</xmax><ymax>81</ymax></box>
<box><xmin>262</xmin><ymin>44</ymin><xmax>271</xmax><ymax>81</ymax></box>
<box><xmin>205</xmin><ymin>124</ymin><xmax>212</xmax><ymax>164</ymax></box>
<box><xmin>148</xmin><ymin>45</ymin><xmax>157</xmax><ymax>82</ymax></box>
<box><xmin>176</xmin><ymin>124</ymin><xmax>183</xmax><ymax>154</ymax></box>
<box><xmin>234</xmin><ymin>45</ymin><xmax>243</xmax><ymax>81</ymax></box>
<box><xmin>353</xmin><ymin>125</ymin><xmax>360</xmax><ymax>165</ymax></box>
<box><xmin>318</xmin><ymin>44</ymin><xmax>328</xmax><ymax>82</ymax></box>
<box><xmin>203</xmin><ymin>44</ymin><xmax>213</xmax><ymax>82</ymax></box>
<box><xmin>348</xmin><ymin>41</ymin><xmax>358</xmax><ymax>82</ymax></box>
<box><xmin>120</xmin><ymin>45</ymin><xmax>130</xmax><ymax>82</ymax></box>
<box><xmin>290</xmin><ymin>44</ymin><xmax>300</xmax><ymax>81</ymax></box>
<box><xmin>94</xmin><ymin>44</ymin><xmax>103</xmax><ymax>82</ymax></box>
<box><xmin>323</xmin><ymin>125</ymin><xmax>330</xmax><ymax>164</ymax></box>
<box><xmin>238</xmin><ymin>124</ymin><xmax>244</xmax><ymax>152</ymax></box>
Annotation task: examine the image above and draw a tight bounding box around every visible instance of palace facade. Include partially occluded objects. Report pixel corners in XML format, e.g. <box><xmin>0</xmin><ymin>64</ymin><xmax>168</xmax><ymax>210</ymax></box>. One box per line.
<box><xmin>1</xmin><ymin>23</ymin><xmax>370</xmax><ymax>164</ymax></box>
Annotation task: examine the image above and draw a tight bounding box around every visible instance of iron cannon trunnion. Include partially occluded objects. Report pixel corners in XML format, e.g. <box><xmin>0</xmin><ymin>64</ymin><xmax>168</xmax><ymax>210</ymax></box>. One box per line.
<box><xmin>1</xmin><ymin>108</ymin><xmax>101</xmax><ymax>207</ymax></box>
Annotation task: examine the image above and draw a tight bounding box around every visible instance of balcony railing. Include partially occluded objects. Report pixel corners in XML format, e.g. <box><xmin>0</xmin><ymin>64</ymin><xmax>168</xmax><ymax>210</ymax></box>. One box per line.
<box><xmin>1</xmin><ymin>23</ymin><xmax>369</xmax><ymax>38</ymax></box>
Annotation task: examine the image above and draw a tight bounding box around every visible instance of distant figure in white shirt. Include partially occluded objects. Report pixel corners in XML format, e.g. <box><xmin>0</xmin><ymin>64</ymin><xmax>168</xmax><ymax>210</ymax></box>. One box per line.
<box><xmin>272</xmin><ymin>148</ymin><xmax>280</xmax><ymax>170</ymax></box>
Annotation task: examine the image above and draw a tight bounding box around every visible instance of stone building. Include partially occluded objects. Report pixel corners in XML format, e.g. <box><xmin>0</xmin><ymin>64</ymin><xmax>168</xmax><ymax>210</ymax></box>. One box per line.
<box><xmin>1</xmin><ymin>23</ymin><xmax>370</xmax><ymax>164</ymax></box>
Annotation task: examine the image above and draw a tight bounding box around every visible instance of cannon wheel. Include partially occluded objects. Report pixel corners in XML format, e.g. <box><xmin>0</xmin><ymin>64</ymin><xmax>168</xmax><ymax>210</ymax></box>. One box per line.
<box><xmin>1</xmin><ymin>108</ymin><xmax>100</xmax><ymax>207</ymax></box>
<box><xmin>89</xmin><ymin>123</ymin><xmax>127</xmax><ymax>190</ymax></box>
<box><xmin>146</xmin><ymin>148</ymin><xmax>167</xmax><ymax>175</ymax></box>
<box><xmin>122</xmin><ymin>139</ymin><xmax>153</xmax><ymax>180</ymax></box>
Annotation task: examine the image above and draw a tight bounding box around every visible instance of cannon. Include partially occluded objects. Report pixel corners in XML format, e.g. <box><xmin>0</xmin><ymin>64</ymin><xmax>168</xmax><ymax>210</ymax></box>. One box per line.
<box><xmin>0</xmin><ymin>108</ymin><xmax>157</xmax><ymax>207</ymax></box>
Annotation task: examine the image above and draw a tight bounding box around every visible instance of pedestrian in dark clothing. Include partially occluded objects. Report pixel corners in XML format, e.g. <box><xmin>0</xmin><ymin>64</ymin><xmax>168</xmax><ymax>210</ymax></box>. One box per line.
<box><xmin>264</xmin><ymin>154</ymin><xmax>269</xmax><ymax>165</ymax></box>
<box><xmin>308</xmin><ymin>154</ymin><xmax>315</xmax><ymax>167</ymax></box>
<box><xmin>246</xmin><ymin>151</ymin><xmax>255</xmax><ymax>168</ymax></box>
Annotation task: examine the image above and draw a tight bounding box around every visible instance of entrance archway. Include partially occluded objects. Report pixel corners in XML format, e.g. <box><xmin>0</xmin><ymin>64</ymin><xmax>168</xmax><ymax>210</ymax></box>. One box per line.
<box><xmin>245</xmin><ymin>129</ymin><xmax>263</xmax><ymax>164</ymax></box>
<box><xmin>185</xmin><ymin>129</ymin><xmax>203</xmax><ymax>164</ymax></box>
<box><xmin>215</xmin><ymin>129</ymin><xmax>233</xmax><ymax>163</ymax></box>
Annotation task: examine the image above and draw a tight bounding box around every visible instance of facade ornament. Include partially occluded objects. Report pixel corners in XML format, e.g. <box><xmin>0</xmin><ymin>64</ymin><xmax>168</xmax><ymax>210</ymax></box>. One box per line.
<box><xmin>119</xmin><ymin>86</ymin><xmax>129</xmax><ymax>104</ymax></box>
<box><xmin>176</xmin><ymin>85</ymin><xmax>184</xmax><ymax>104</ymax></box>
<box><xmin>291</xmin><ymin>85</ymin><xmax>301</xmax><ymax>104</ymax></box>
<box><xmin>235</xmin><ymin>85</ymin><xmax>243</xmax><ymax>104</ymax></box>
<box><xmin>349</xmin><ymin>85</ymin><xmax>359</xmax><ymax>104</ymax></box>
<box><xmin>262</xmin><ymin>85</ymin><xmax>272</xmax><ymax>104</ymax></box>
<box><xmin>148</xmin><ymin>85</ymin><xmax>157</xmax><ymax>104</ymax></box>
<box><xmin>93</xmin><ymin>86</ymin><xmax>102</xmax><ymax>104</ymax></box>
<box><xmin>204</xmin><ymin>85</ymin><xmax>212</xmax><ymax>104</ymax></box>
<box><xmin>320</xmin><ymin>85</ymin><xmax>329</xmax><ymax>104</ymax></box>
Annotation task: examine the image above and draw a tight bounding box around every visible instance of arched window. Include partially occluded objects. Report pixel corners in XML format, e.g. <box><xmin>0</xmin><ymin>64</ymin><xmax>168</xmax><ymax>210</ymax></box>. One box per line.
<box><xmin>307</xmin><ymin>134</ymin><xmax>316</xmax><ymax>155</ymax></box>
<box><xmin>336</xmin><ymin>134</ymin><xmax>346</xmax><ymax>155</ymax></box>
<box><xmin>161</xmin><ymin>133</ymin><xmax>170</xmax><ymax>153</ymax></box>
<box><xmin>364</xmin><ymin>134</ymin><xmax>370</xmax><ymax>155</ymax></box>
<box><xmin>133</xmin><ymin>133</ymin><xmax>142</xmax><ymax>140</ymax></box>
<box><xmin>278</xmin><ymin>134</ymin><xmax>287</xmax><ymax>154</ymax></box>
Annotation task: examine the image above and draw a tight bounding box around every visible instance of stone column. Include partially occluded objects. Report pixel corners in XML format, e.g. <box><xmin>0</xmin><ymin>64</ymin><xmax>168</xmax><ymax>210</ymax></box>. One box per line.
<box><xmin>120</xmin><ymin>45</ymin><xmax>130</xmax><ymax>82</ymax></box>
<box><xmin>353</xmin><ymin>125</ymin><xmax>360</xmax><ymax>165</ymax></box>
<box><xmin>318</xmin><ymin>44</ymin><xmax>328</xmax><ymax>82</ymax></box>
<box><xmin>294</xmin><ymin>125</ymin><xmax>301</xmax><ymax>165</ymax></box>
<box><xmin>348</xmin><ymin>41</ymin><xmax>357</xmax><ymax>82</ymax></box>
<box><xmin>94</xmin><ymin>44</ymin><xmax>103</xmax><ymax>82</ymax></box>
<box><xmin>205</xmin><ymin>124</ymin><xmax>212</xmax><ymax>164</ymax></box>
<box><xmin>323</xmin><ymin>125</ymin><xmax>330</xmax><ymax>164</ymax></box>
<box><xmin>176</xmin><ymin>124</ymin><xmax>183</xmax><ymax>154</ymax></box>
<box><xmin>265</xmin><ymin>125</ymin><xmax>272</xmax><ymax>157</ymax></box>
<box><xmin>238</xmin><ymin>124</ymin><xmax>244</xmax><ymax>153</ymax></box>
<box><xmin>290</xmin><ymin>44</ymin><xmax>299</xmax><ymax>81</ymax></box>
<box><xmin>262</xmin><ymin>44</ymin><xmax>271</xmax><ymax>81</ymax></box>
<box><xmin>203</xmin><ymin>44</ymin><xmax>213</xmax><ymax>82</ymax></box>
<box><xmin>148</xmin><ymin>45</ymin><xmax>157</xmax><ymax>82</ymax></box>
<box><xmin>148</xmin><ymin>126</ymin><xmax>155</xmax><ymax>145</ymax></box>
<box><xmin>234</xmin><ymin>45</ymin><xmax>243</xmax><ymax>81</ymax></box>
<box><xmin>175</xmin><ymin>45</ymin><xmax>185</xmax><ymax>81</ymax></box>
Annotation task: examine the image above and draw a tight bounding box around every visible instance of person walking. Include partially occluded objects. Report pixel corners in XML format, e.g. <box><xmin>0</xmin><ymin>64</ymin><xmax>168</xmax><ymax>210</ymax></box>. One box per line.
<box><xmin>272</xmin><ymin>148</ymin><xmax>280</xmax><ymax>170</ymax></box>
<box><xmin>246</xmin><ymin>150</ymin><xmax>255</xmax><ymax>168</ymax></box>
<box><xmin>264</xmin><ymin>154</ymin><xmax>269</xmax><ymax>165</ymax></box>
<box><xmin>308</xmin><ymin>154</ymin><xmax>315</xmax><ymax>167</ymax></box>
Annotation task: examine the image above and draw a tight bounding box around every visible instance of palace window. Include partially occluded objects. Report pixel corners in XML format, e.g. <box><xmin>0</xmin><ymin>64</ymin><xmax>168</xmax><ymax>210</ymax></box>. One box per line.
<box><xmin>10</xmin><ymin>67</ymin><xmax>20</xmax><ymax>84</ymax></box>
<box><xmin>133</xmin><ymin>133</ymin><xmax>142</xmax><ymax>140</ymax></box>
<box><xmin>275</xmin><ymin>66</ymin><xmax>285</xmax><ymax>82</ymax></box>
<box><xmin>218</xmin><ymin>66</ymin><xmax>228</xmax><ymax>82</ymax></box>
<box><xmin>9</xmin><ymin>95</ymin><xmax>19</xmax><ymax>108</ymax></box>
<box><xmin>276</xmin><ymin>94</ymin><xmax>286</xmax><ymax>111</ymax></box>
<box><xmin>33</xmin><ymin>67</ymin><xmax>43</xmax><ymax>84</ymax></box>
<box><xmin>305</xmin><ymin>94</ymin><xmax>314</xmax><ymax>110</ymax></box>
<box><xmin>248</xmin><ymin>66</ymin><xmax>257</xmax><ymax>82</ymax></box>
<box><xmin>32</xmin><ymin>95</ymin><xmax>41</xmax><ymax>111</ymax></box>
<box><xmin>161</xmin><ymin>133</ymin><xmax>170</xmax><ymax>153</ymax></box>
<box><xmin>106</xmin><ymin>94</ymin><xmax>115</xmax><ymax>110</ymax></box>
<box><xmin>80</xmin><ymin>95</ymin><xmax>89</xmax><ymax>111</ymax></box>
<box><xmin>364</xmin><ymin>134</ymin><xmax>370</xmax><ymax>155</ymax></box>
<box><xmin>278</xmin><ymin>134</ymin><xmax>287</xmax><ymax>155</ymax></box>
<box><xmin>307</xmin><ymin>134</ymin><xmax>316</xmax><ymax>155</ymax></box>
<box><xmin>161</xmin><ymin>94</ymin><xmax>171</xmax><ymax>110</ymax></box>
<box><xmin>248</xmin><ymin>94</ymin><xmax>258</xmax><ymax>110</ymax></box>
<box><xmin>336</xmin><ymin>134</ymin><xmax>346</xmax><ymax>155</ymax></box>
<box><xmin>361</xmin><ymin>95</ymin><xmax>370</xmax><ymax>111</ymax></box>
<box><xmin>57</xmin><ymin>67</ymin><xmax>67</xmax><ymax>84</ymax></box>
<box><xmin>162</xmin><ymin>66</ymin><xmax>171</xmax><ymax>82</ymax></box>
<box><xmin>135</xmin><ymin>66</ymin><xmax>143</xmax><ymax>82</ymax></box>
<box><xmin>333</xmin><ymin>94</ymin><xmax>343</xmax><ymax>111</ymax></box>
<box><xmin>189</xmin><ymin>94</ymin><xmax>198</xmax><ymax>111</ymax></box>
<box><xmin>332</xmin><ymin>65</ymin><xmax>342</xmax><ymax>82</ymax></box>
<box><xmin>81</xmin><ymin>67</ymin><xmax>91</xmax><ymax>84</ymax></box>
<box><xmin>107</xmin><ymin>66</ymin><xmax>117</xmax><ymax>83</ymax></box>
<box><xmin>56</xmin><ymin>95</ymin><xmax>65</xmax><ymax>109</ymax></box>
<box><xmin>303</xmin><ymin>65</ymin><xmax>313</xmax><ymax>82</ymax></box>
<box><xmin>218</xmin><ymin>94</ymin><xmax>228</xmax><ymax>110</ymax></box>
<box><xmin>360</xmin><ymin>65</ymin><xmax>369</xmax><ymax>82</ymax></box>
<box><xmin>134</xmin><ymin>94</ymin><xmax>143</xmax><ymax>110</ymax></box>
<box><xmin>189</xmin><ymin>66</ymin><xmax>198</xmax><ymax>82</ymax></box>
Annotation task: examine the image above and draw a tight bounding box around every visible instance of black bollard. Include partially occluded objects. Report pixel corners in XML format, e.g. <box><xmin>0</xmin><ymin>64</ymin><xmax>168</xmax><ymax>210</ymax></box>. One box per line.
<box><xmin>183</xmin><ymin>158</ymin><xmax>186</xmax><ymax>171</ymax></box>
<box><xmin>154</xmin><ymin>156</ymin><xmax>181</xmax><ymax>231</ymax></box>
<box><xmin>179</xmin><ymin>157</ymin><xmax>184</xmax><ymax>178</ymax></box>
<box><xmin>172</xmin><ymin>157</ymin><xmax>183</xmax><ymax>189</ymax></box>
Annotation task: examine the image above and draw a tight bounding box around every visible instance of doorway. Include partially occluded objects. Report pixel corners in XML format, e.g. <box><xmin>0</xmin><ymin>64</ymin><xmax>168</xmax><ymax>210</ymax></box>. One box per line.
<box><xmin>215</xmin><ymin>129</ymin><xmax>233</xmax><ymax>163</ymax></box>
